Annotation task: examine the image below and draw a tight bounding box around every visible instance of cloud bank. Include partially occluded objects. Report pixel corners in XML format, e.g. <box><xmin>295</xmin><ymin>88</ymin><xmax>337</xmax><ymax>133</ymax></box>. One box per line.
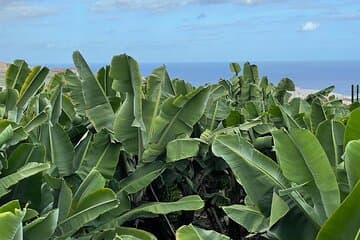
<box><xmin>91</xmin><ymin>0</ymin><xmax>264</xmax><ymax>11</ymax></box>
<box><xmin>301</xmin><ymin>21</ymin><xmax>320</xmax><ymax>31</ymax></box>
<box><xmin>0</xmin><ymin>1</ymin><xmax>57</xmax><ymax>20</ymax></box>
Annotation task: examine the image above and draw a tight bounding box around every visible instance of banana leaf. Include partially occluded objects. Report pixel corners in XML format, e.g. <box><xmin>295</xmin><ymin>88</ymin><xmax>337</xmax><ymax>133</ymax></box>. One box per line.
<box><xmin>0</xmin><ymin>200</ymin><xmax>25</xmax><ymax>240</ymax></box>
<box><xmin>176</xmin><ymin>224</ymin><xmax>229</xmax><ymax>240</ymax></box>
<box><xmin>343</xmin><ymin>139</ymin><xmax>360</xmax><ymax>190</ymax></box>
<box><xmin>77</xmin><ymin>130</ymin><xmax>121</xmax><ymax>179</ymax></box>
<box><xmin>115</xmin><ymin>195</ymin><xmax>204</xmax><ymax>225</ymax></box>
<box><xmin>49</xmin><ymin>123</ymin><xmax>74</xmax><ymax>177</ymax></box>
<box><xmin>5</xmin><ymin>59</ymin><xmax>30</xmax><ymax>90</ymax></box>
<box><xmin>273</xmin><ymin>128</ymin><xmax>340</xmax><ymax>221</ymax></box>
<box><xmin>16</xmin><ymin>66</ymin><xmax>49</xmax><ymax>119</ymax></box>
<box><xmin>110</xmin><ymin>54</ymin><xmax>145</xmax><ymax>131</ymax></box>
<box><xmin>63</xmin><ymin>69</ymin><xmax>86</xmax><ymax>115</ymax></box>
<box><xmin>316</xmin><ymin>120</ymin><xmax>344</xmax><ymax>167</ymax></box>
<box><xmin>23</xmin><ymin>209</ymin><xmax>59</xmax><ymax>240</ymax></box>
<box><xmin>344</xmin><ymin>107</ymin><xmax>360</xmax><ymax>147</ymax></box>
<box><xmin>212</xmin><ymin>133</ymin><xmax>288</xmax><ymax>216</ymax></box>
<box><xmin>58</xmin><ymin>180</ymin><xmax>72</xmax><ymax>222</ymax></box>
<box><xmin>222</xmin><ymin>205</ymin><xmax>268</xmax><ymax>232</ymax></box>
<box><xmin>115</xmin><ymin>227</ymin><xmax>156</xmax><ymax>240</ymax></box>
<box><xmin>113</xmin><ymin>93</ymin><xmax>140</xmax><ymax>155</ymax></box>
<box><xmin>142</xmin><ymin>87</ymin><xmax>210</xmax><ymax>162</ymax></box>
<box><xmin>57</xmin><ymin>189</ymin><xmax>118</xmax><ymax>238</ymax></box>
<box><xmin>72</xmin><ymin>169</ymin><xmax>106</xmax><ymax>207</ymax></box>
<box><xmin>0</xmin><ymin>162</ymin><xmax>50</xmax><ymax>198</ymax></box>
<box><xmin>97</xmin><ymin>65</ymin><xmax>116</xmax><ymax>97</ymax></box>
<box><xmin>72</xmin><ymin>51</ymin><xmax>114</xmax><ymax>131</ymax></box>
<box><xmin>117</xmin><ymin>161</ymin><xmax>165</xmax><ymax>195</ymax></box>
<box><xmin>311</xmin><ymin>99</ymin><xmax>327</xmax><ymax>132</ymax></box>
<box><xmin>316</xmin><ymin>181</ymin><xmax>360</xmax><ymax>240</ymax></box>
<box><xmin>166</xmin><ymin>138</ymin><xmax>204</xmax><ymax>162</ymax></box>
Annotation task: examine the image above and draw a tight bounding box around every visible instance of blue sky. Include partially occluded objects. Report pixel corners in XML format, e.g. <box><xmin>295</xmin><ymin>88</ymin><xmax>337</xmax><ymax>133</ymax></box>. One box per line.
<box><xmin>0</xmin><ymin>0</ymin><xmax>359</xmax><ymax>64</ymax></box>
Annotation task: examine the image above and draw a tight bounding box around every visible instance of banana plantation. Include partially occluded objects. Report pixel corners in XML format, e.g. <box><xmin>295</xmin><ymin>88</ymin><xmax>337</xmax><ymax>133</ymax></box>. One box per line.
<box><xmin>0</xmin><ymin>51</ymin><xmax>359</xmax><ymax>240</ymax></box>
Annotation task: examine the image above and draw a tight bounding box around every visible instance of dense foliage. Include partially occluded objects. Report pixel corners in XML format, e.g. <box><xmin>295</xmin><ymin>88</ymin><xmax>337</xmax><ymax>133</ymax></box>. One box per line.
<box><xmin>0</xmin><ymin>52</ymin><xmax>359</xmax><ymax>240</ymax></box>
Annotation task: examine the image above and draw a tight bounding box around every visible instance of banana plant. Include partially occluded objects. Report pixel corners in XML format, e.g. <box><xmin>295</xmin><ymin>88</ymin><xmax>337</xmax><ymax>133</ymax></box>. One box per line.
<box><xmin>212</xmin><ymin>103</ymin><xmax>360</xmax><ymax>239</ymax></box>
<box><xmin>1</xmin><ymin>52</ymin><xmax>356</xmax><ymax>240</ymax></box>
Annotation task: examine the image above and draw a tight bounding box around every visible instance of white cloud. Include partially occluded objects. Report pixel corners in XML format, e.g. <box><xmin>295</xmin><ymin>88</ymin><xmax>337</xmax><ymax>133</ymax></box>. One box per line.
<box><xmin>91</xmin><ymin>0</ymin><xmax>264</xmax><ymax>11</ymax></box>
<box><xmin>301</xmin><ymin>21</ymin><xmax>320</xmax><ymax>32</ymax></box>
<box><xmin>0</xmin><ymin>1</ymin><xmax>57</xmax><ymax>20</ymax></box>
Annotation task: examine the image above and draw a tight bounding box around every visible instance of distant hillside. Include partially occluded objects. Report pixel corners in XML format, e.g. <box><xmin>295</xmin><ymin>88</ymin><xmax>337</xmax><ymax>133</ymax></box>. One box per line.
<box><xmin>0</xmin><ymin>62</ymin><xmax>6</xmax><ymax>86</ymax></box>
<box><xmin>0</xmin><ymin>61</ymin><xmax>8</xmax><ymax>71</ymax></box>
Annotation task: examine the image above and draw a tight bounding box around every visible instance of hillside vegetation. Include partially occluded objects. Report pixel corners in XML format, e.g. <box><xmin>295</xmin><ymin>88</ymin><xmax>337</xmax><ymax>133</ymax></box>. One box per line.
<box><xmin>0</xmin><ymin>52</ymin><xmax>359</xmax><ymax>240</ymax></box>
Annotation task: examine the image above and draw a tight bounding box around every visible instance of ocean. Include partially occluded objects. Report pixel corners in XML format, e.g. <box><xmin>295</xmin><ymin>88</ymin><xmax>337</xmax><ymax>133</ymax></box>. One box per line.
<box><xmin>50</xmin><ymin>61</ymin><xmax>360</xmax><ymax>95</ymax></box>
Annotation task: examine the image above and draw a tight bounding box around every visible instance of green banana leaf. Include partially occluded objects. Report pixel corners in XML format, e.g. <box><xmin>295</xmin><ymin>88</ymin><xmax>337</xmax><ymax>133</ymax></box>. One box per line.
<box><xmin>0</xmin><ymin>162</ymin><xmax>50</xmax><ymax>198</ymax></box>
<box><xmin>0</xmin><ymin>89</ymin><xmax>18</xmax><ymax>119</ymax></box>
<box><xmin>0</xmin><ymin>124</ymin><xmax>13</xmax><ymax>146</ymax></box>
<box><xmin>74</xmin><ymin>188</ymin><xmax>116</xmax><ymax>213</ymax></box>
<box><xmin>176</xmin><ymin>224</ymin><xmax>229</xmax><ymax>240</ymax></box>
<box><xmin>49</xmin><ymin>86</ymin><xmax>62</xmax><ymax>124</ymax></box>
<box><xmin>212</xmin><ymin>133</ymin><xmax>288</xmax><ymax>216</ymax></box>
<box><xmin>316</xmin><ymin>120</ymin><xmax>344</xmax><ymax>167</ymax></box>
<box><xmin>23</xmin><ymin>209</ymin><xmax>59</xmax><ymax>240</ymax></box>
<box><xmin>63</xmin><ymin>69</ymin><xmax>86</xmax><ymax>115</ymax></box>
<box><xmin>343</xmin><ymin>139</ymin><xmax>360</xmax><ymax>190</ymax></box>
<box><xmin>229</xmin><ymin>62</ymin><xmax>241</xmax><ymax>75</ymax></box>
<box><xmin>77</xmin><ymin>130</ymin><xmax>121</xmax><ymax>179</ymax></box>
<box><xmin>166</xmin><ymin>138</ymin><xmax>204</xmax><ymax>162</ymax></box>
<box><xmin>117</xmin><ymin>161</ymin><xmax>165</xmax><ymax>195</ymax></box>
<box><xmin>119</xmin><ymin>66</ymin><xmax>172</xmax><ymax>156</ymax></box>
<box><xmin>222</xmin><ymin>205</ymin><xmax>268</xmax><ymax>232</ymax></box>
<box><xmin>143</xmin><ymin>87</ymin><xmax>210</xmax><ymax>162</ymax></box>
<box><xmin>5</xmin><ymin>59</ymin><xmax>30</xmax><ymax>90</ymax></box>
<box><xmin>277</xmin><ymin>104</ymin><xmax>301</xmax><ymax>129</ymax></box>
<box><xmin>3</xmin><ymin>144</ymin><xmax>45</xmax><ymax>210</ymax></box>
<box><xmin>172</xmin><ymin>79</ymin><xmax>194</xmax><ymax>96</ymax></box>
<box><xmin>284</xmin><ymin>98</ymin><xmax>311</xmax><ymax>117</ymax></box>
<box><xmin>73</xmin><ymin>131</ymin><xmax>93</xmax><ymax>172</ymax></box>
<box><xmin>113</xmin><ymin>93</ymin><xmax>140</xmax><ymax>155</ymax></box>
<box><xmin>23</xmin><ymin>112</ymin><xmax>48</xmax><ymax>133</ymax></box>
<box><xmin>273</xmin><ymin>128</ymin><xmax>340</xmax><ymax>221</ymax></box>
<box><xmin>311</xmin><ymin>99</ymin><xmax>327</xmax><ymax>132</ymax></box>
<box><xmin>110</xmin><ymin>54</ymin><xmax>145</xmax><ymax>131</ymax></box>
<box><xmin>0</xmin><ymin>200</ymin><xmax>22</xmax><ymax>213</ymax></box>
<box><xmin>57</xmin><ymin>189</ymin><xmax>118</xmax><ymax>237</ymax></box>
<box><xmin>115</xmin><ymin>236</ymin><xmax>142</xmax><ymax>240</ymax></box>
<box><xmin>72</xmin><ymin>51</ymin><xmax>114</xmax><ymax>131</ymax></box>
<box><xmin>72</xmin><ymin>169</ymin><xmax>106</xmax><ymax>207</ymax></box>
<box><xmin>16</xmin><ymin>66</ymin><xmax>49</xmax><ymax>118</ymax></box>
<box><xmin>0</xmin><ymin>121</ymin><xmax>28</xmax><ymax>147</ymax></box>
<box><xmin>116</xmin><ymin>195</ymin><xmax>204</xmax><ymax>225</ymax></box>
<box><xmin>47</xmin><ymin>71</ymin><xmax>64</xmax><ymax>90</ymax></box>
<box><xmin>269</xmin><ymin>192</ymin><xmax>289</xmax><ymax>227</ymax></box>
<box><xmin>49</xmin><ymin>123</ymin><xmax>74</xmax><ymax>177</ymax></box>
<box><xmin>62</xmin><ymin>94</ymin><xmax>78</xmax><ymax>122</ymax></box>
<box><xmin>270</xmin><ymin>206</ymin><xmax>319</xmax><ymax>240</ymax></box>
<box><xmin>316</xmin><ymin>181</ymin><xmax>360</xmax><ymax>240</ymax></box>
<box><xmin>142</xmin><ymin>66</ymin><xmax>171</xmax><ymax>144</ymax></box>
<box><xmin>116</xmin><ymin>227</ymin><xmax>157</xmax><ymax>240</ymax></box>
<box><xmin>344</xmin><ymin>107</ymin><xmax>360</xmax><ymax>147</ymax></box>
<box><xmin>0</xmin><ymin>200</ymin><xmax>25</xmax><ymax>240</ymax></box>
<box><xmin>222</xmin><ymin>191</ymin><xmax>289</xmax><ymax>234</ymax></box>
<box><xmin>305</xmin><ymin>86</ymin><xmax>335</xmax><ymax>102</ymax></box>
<box><xmin>97</xmin><ymin>65</ymin><xmax>116</xmax><ymax>97</ymax></box>
<box><xmin>212</xmin><ymin>131</ymin><xmax>321</xmax><ymax>236</ymax></box>
<box><xmin>58</xmin><ymin>180</ymin><xmax>73</xmax><ymax>222</ymax></box>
